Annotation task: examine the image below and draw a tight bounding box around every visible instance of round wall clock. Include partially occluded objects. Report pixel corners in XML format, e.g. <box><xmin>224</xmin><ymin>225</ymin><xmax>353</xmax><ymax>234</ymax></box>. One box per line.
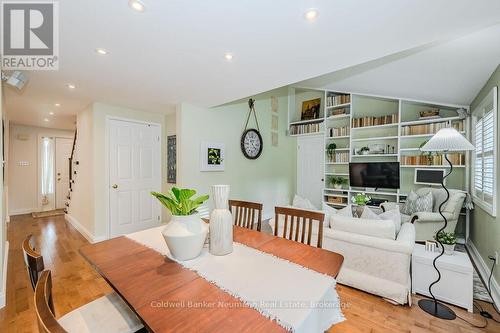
<box><xmin>241</xmin><ymin>99</ymin><xmax>263</xmax><ymax>159</ymax></box>
<box><xmin>241</xmin><ymin>128</ymin><xmax>263</xmax><ymax>159</ymax></box>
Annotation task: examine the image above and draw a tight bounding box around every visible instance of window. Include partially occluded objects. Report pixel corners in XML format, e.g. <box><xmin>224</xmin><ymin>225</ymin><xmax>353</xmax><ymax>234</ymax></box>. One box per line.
<box><xmin>472</xmin><ymin>86</ymin><xmax>497</xmax><ymax>216</ymax></box>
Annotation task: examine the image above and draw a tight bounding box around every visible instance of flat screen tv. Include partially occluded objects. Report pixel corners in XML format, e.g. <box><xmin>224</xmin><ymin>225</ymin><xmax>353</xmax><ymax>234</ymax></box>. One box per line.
<box><xmin>349</xmin><ymin>162</ymin><xmax>400</xmax><ymax>189</ymax></box>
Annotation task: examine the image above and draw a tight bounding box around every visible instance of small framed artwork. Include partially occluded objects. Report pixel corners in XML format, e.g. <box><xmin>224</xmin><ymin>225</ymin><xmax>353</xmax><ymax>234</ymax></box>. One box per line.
<box><xmin>200</xmin><ymin>142</ymin><xmax>225</xmax><ymax>172</ymax></box>
<box><xmin>301</xmin><ymin>98</ymin><xmax>321</xmax><ymax>120</ymax></box>
<box><xmin>167</xmin><ymin>135</ymin><xmax>176</xmax><ymax>183</ymax></box>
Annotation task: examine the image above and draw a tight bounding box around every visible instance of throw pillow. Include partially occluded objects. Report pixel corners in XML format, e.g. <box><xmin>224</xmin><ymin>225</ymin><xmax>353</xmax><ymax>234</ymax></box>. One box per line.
<box><xmin>292</xmin><ymin>194</ymin><xmax>317</xmax><ymax>211</ymax></box>
<box><xmin>360</xmin><ymin>206</ymin><xmax>380</xmax><ymax>220</ymax></box>
<box><xmin>379</xmin><ymin>207</ymin><xmax>402</xmax><ymax>234</ymax></box>
<box><xmin>330</xmin><ymin>215</ymin><xmax>396</xmax><ymax>240</ymax></box>
<box><xmin>326</xmin><ymin>204</ymin><xmax>353</xmax><ymax>228</ymax></box>
<box><xmin>402</xmin><ymin>191</ymin><xmax>433</xmax><ymax>215</ymax></box>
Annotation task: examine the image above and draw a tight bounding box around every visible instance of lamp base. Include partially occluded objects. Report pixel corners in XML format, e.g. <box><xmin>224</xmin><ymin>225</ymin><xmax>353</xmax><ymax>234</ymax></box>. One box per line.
<box><xmin>418</xmin><ymin>299</ymin><xmax>456</xmax><ymax>320</ymax></box>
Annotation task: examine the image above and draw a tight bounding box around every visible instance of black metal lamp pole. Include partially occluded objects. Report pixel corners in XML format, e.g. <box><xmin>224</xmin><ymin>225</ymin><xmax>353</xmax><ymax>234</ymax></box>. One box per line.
<box><xmin>418</xmin><ymin>153</ymin><xmax>456</xmax><ymax>320</ymax></box>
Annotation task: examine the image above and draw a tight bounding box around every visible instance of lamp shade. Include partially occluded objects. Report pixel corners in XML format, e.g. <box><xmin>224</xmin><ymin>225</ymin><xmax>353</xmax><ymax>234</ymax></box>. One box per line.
<box><xmin>420</xmin><ymin>127</ymin><xmax>475</xmax><ymax>152</ymax></box>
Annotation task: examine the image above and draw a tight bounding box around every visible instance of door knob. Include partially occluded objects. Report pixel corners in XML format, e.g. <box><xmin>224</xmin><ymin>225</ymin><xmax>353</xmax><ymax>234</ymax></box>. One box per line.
<box><xmin>57</xmin><ymin>178</ymin><xmax>61</xmax><ymax>181</ymax></box>
<box><xmin>112</xmin><ymin>184</ymin><xmax>118</xmax><ymax>189</ymax></box>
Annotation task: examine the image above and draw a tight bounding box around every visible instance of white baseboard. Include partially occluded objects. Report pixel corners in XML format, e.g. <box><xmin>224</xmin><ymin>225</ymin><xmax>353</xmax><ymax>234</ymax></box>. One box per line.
<box><xmin>65</xmin><ymin>214</ymin><xmax>106</xmax><ymax>244</ymax></box>
<box><xmin>0</xmin><ymin>241</ymin><xmax>10</xmax><ymax>309</ymax></box>
<box><xmin>9</xmin><ymin>207</ymin><xmax>36</xmax><ymax>216</ymax></box>
<box><xmin>466</xmin><ymin>240</ymin><xmax>500</xmax><ymax>309</ymax></box>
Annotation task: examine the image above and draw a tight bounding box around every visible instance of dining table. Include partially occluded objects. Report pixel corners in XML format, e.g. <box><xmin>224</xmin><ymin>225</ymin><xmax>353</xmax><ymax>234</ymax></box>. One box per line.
<box><xmin>80</xmin><ymin>225</ymin><xmax>344</xmax><ymax>333</ymax></box>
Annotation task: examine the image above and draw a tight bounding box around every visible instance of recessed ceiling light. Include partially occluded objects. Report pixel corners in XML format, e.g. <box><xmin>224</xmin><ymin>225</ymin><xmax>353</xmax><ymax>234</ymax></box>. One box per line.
<box><xmin>224</xmin><ymin>53</ymin><xmax>233</xmax><ymax>61</ymax></box>
<box><xmin>304</xmin><ymin>8</ymin><xmax>319</xmax><ymax>21</ymax></box>
<box><xmin>49</xmin><ymin>112</ymin><xmax>54</xmax><ymax>115</ymax></box>
<box><xmin>95</xmin><ymin>48</ymin><xmax>108</xmax><ymax>55</ymax></box>
<box><xmin>67</xmin><ymin>83</ymin><xmax>76</xmax><ymax>89</ymax></box>
<box><xmin>128</xmin><ymin>0</ymin><xmax>145</xmax><ymax>12</ymax></box>
<box><xmin>54</xmin><ymin>103</ymin><xmax>61</xmax><ymax>107</ymax></box>
<box><xmin>44</xmin><ymin>118</ymin><xmax>49</xmax><ymax>122</ymax></box>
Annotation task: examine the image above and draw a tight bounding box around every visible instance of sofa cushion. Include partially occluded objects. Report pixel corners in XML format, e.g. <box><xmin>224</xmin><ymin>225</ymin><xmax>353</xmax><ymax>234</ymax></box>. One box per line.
<box><xmin>330</xmin><ymin>215</ymin><xmax>396</xmax><ymax>240</ymax></box>
<box><xmin>360</xmin><ymin>206</ymin><xmax>402</xmax><ymax>234</ymax></box>
<box><xmin>292</xmin><ymin>194</ymin><xmax>317</xmax><ymax>210</ymax></box>
<box><xmin>402</xmin><ymin>191</ymin><xmax>433</xmax><ymax>215</ymax></box>
<box><xmin>323</xmin><ymin>203</ymin><xmax>353</xmax><ymax>228</ymax></box>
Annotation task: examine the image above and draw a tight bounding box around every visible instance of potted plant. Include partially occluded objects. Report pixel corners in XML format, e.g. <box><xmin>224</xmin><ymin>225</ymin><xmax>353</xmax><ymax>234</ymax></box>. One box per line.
<box><xmin>151</xmin><ymin>188</ymin><xmax>209</xmax><ymax>260</ymax></box>
<box><xmin>351</xmin><ymin>192</ymin><xmax>371</xmax><ymax>217</ymax></box>
<box><xmin>326</xmin><ymin>143</ymin><xmax>337</xmax><ymax>161</ymax></box>
<box><xmin>358</xmin><ymin>146</ymin><xmax>370</xmax><ymax>155</ymax></box>
<box><xmin>331</xmin><ymin>176</ymin><xmax>348</xmax><ymax>189</ymax></box>
<box><xmin>435</xmin><ymin>231</ymin><xmax>456</xmax><ymax>255</ymax></box>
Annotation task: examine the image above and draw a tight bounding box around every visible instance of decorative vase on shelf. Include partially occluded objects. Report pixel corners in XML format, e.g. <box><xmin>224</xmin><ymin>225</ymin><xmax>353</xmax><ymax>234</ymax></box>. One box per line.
<box><xmin>209</xmin><ymin>185</ymin><xmax>233</xmax><ymax>256</ymax></box>
<box><xmin>333</xmin><ymin>184</ymin><xmax>342</xmax><ymax>190</ymax></box>
<box><xmin>161</xmin><ymin>213</ymin><xmax>208</xmax><ymax>261</ymax></box>
<box><xmin>443</xmin><ymin>244</ymin><xmax>455</xmax><ymax>255</ymax></box>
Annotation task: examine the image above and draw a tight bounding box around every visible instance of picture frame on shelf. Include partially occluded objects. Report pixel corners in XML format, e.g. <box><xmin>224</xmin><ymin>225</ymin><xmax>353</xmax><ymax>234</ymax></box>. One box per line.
<box><xmin>301</xmin><ymin>98</ymin><xmax>321</xmax><ymax>121</ymax></box>
<box><xmin>200</xmin><ymin>142</ymin><xmax>225</xmax><ymax>172</ymax></box>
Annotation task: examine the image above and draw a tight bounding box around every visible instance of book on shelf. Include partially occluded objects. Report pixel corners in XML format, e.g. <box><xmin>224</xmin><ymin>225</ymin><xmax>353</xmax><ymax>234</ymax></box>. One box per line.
<box><xmin>328</xmin><ymin>125</ymin><xmax>350</xmax><ymax>137</ymax></box>
<box><xmin>289</xmin><ymin>122</ymin><xmax>321</xmax><ymax>135</ymax></box>
<box><xmin>401</xmin><ymin>119</ymin><xmax>464</xmax><ymax>136</ymax></box>
<box><xmin>401</xmin><ymin>153</ymin><xmax>465</xmax><ymax>166</ymax></box>
<box><xmin>326</xmin><ymin>151</ymin><xmax>349</xmax><ymax>163</ymax></box>
<box><xmin>326</xmin><ymin>94</ymin><xmax>350</xmax><ymax>107</ymax></box>
<box><xmin>352</xmin><ymin>113</ymin><xmax>398</xmax><ymax>128</ymax></box>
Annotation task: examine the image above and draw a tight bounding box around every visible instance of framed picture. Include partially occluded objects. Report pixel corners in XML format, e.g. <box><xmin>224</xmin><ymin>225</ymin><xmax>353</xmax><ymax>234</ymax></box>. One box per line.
<box><xmin>200</xmin><ymin>142</ymin><xmax>225</xmax><ymax>171</ymax></box>
<box><xmin>301</xmin><ymin>98</ymin><xmax>321</xmax><ymax>120</ymax></box>
<box><xmin>167</xmin><ymin>135</ymin><xmax>176</xmax><ymax>183</ymax></box>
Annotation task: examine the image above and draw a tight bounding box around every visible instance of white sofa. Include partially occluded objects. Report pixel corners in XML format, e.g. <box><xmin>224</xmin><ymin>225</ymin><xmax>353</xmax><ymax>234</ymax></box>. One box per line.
<box><xmin>271</xmin><ymin>209</ymin><xmax>415</xmax><ymax>304</ymax></box>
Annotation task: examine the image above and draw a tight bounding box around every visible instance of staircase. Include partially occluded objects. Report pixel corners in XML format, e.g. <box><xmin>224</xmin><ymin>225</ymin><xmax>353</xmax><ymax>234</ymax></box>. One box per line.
<box><xmin>64</xmin><ymin>130</ymin><xmax>78</xmax><ymax>214</ymax></box>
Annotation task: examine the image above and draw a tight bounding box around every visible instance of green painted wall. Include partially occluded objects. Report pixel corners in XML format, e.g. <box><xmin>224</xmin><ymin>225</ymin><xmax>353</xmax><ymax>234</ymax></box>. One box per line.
<box><xmin>470</xmin><ymin>64</ymin><xmax>500</xmax><ymax>284</ymax></box>
<box><xmin>177</xmin><ymin>88</ymin><xmax>296</xmax><ymax>218</ymax></box>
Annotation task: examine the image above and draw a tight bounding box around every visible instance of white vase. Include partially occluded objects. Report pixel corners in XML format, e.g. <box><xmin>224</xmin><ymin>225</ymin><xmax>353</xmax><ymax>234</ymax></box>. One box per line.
<box><xmin>209</xmin><ymin>185</ymin><xmax>233</xmax><ymax>256</ymax></box>
<box><xmin>161</xmin><ymin>213</ymin><xmax>208</xmax><ymax>261</ymax></box>
<box><xmin>443</xmin><ymin>244</ymin><xmax>455</xmax><ymax>255</ymax></box>
<box><xmin>333</xmin><ymin>184</ymin><xmax>342</xmax><ymax>189</ymax></box>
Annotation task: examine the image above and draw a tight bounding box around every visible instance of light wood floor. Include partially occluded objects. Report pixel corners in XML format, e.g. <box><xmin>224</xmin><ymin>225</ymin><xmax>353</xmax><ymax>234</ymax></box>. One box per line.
<box><xmin>0</xmin><ymin>214</ymin><xmax>498</xmax><ymax>333</ymax></box>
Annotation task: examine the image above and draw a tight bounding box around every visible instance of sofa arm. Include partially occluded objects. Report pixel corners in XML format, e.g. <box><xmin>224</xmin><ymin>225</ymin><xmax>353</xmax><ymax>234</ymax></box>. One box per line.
<box><xmin>380</xmin><ymin>202</ymin><xmax>402</xmax><ymax>212</ymax></box>
<box><xmin>410</xmin><ymin>211</ymin><xmax>454</xmax><ymax>223</ymax></box>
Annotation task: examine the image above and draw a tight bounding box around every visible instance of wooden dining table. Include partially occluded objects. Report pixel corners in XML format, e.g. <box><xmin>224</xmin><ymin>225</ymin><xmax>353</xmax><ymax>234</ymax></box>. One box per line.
<box><xmin>80</xmin><ymin>226</ymin><xmax>344</xmax><ymax>333</ymax></box>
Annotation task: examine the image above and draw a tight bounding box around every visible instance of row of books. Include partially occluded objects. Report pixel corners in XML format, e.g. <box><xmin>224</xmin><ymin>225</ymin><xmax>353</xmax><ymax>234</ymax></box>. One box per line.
<box><xmin>352</xmin><ymin>114</ymin><xmax>398</xmax><ymax>128</ymax></box>
<box><xmin>289</xmin><ymin>123</ymin><xmax>321</xmax><ymax>135</ymax></box>
<box><xmin>326</xmin><ymin>94</ymin><xmax>350</xmax><ymax>107</ymax></box>
<box><xmin>400</xmin><ymin>154</ymin><xmax>465</xmax><ymax>166</ymax></box>
<box><xmin>326</xmin><ymin>151</ymin><xmax>349</xmax><ymax>163</ymax></box>
<box><xmin>401</xmin><ymin>120</ymin><xmax>465</xmax><ymax>136</ymax></box>
<box><xmin>328</xmin><ymin>108</ymin><xmax>349</xmax><ymax>117</ymax></box>
<box><xmin>328</xmin><ymin>125</ymin><xmax>350</xmax><ymax>137</ymax></box>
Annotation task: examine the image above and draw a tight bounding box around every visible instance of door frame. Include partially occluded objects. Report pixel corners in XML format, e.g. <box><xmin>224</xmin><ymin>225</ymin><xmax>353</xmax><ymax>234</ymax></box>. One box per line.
<box><xmin>105</xmin><ymin>116</ymin><xmax>162</xmax><ymax>239</ymax></box>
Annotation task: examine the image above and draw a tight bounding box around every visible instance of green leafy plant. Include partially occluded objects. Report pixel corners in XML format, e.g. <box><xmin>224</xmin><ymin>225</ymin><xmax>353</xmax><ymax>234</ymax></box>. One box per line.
<box><xmin>434</xmin><ymin>231</ymin><xmax>457</xmax><ymax>245</ymax></box>
<box><xmin>330</xmin><ymin>176</ymin><xmax>348</xmax><ymax>187</ymax></box>
<box><xmin>326</xmin><ymin>143</ymin><xmax>337</xmax><ymax>158</ymax></box>
<box><xmin>358</xmin><ymin>146</ymin><xmax>370</xmax><ymax>155</ymax></box>
<box><xmin>351</xmin><ymin>192</ymin><xmax>371</xmax><ymax>206</ymax></box>
<box><xmin>151</xmin><ymin>187</ymin><xmax>209</xmax><ymax>216</ymax></box>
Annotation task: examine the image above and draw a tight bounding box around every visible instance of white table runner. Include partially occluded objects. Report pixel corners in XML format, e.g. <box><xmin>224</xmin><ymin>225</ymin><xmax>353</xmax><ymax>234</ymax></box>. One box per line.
<box><xmin>126</xmin><ymin>226</ymin><xmax>344</xmax><ymax>333</ymax></box>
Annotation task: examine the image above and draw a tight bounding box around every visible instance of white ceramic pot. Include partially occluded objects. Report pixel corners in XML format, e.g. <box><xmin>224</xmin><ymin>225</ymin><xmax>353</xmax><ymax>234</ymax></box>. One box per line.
<box><xmin>333</xmin><ymin>184</ymin><xmax>342</xmax><ymax>189</ymax></box>
<box><xmin>161</xmin><ymin>213</ymin><xmax>208</xmax><ymax>261</ymax></box>
<box><xmin>443</xmin><ymin>244</ymin><xmax>455</xmax><ymax>255</ymax></box>
<box><xmin>209</xmin><ymin>185</ymin><xmax>233</xmax><ymax>256</ymax></box>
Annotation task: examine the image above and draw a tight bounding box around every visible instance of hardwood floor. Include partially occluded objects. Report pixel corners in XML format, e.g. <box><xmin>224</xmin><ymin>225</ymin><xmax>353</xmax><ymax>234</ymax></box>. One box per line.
<box><xmin>0</xmin><ymin>214</ymin><xmax>498</xmax><ymax>332</ymax></box>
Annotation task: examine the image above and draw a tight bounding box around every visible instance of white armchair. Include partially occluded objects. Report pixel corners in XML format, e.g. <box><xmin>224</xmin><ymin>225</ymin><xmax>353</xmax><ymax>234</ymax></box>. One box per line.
<box><xmin>381</xmin><ymin>188</ymin><xmax>466</xmax><ymax>242</ymax></box>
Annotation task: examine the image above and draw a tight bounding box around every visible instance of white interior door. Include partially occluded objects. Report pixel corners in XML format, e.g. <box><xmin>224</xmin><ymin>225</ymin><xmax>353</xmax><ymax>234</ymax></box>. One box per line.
<box><xmin>55</xmin><ymin>137</ymin><xmax>73</xmax><ymax>209</ymax></box>
<box><xmin>297</xmin><ymin>135</ymin><xmax>324</xmax><ymax>208</ymax></box>
<box><xmin>109</xmin><ymin>119</ymin><xmax>161</xmax><ymax>238</ymax></box>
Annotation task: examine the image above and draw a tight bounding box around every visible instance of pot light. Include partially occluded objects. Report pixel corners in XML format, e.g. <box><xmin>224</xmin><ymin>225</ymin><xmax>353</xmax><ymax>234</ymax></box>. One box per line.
<box><xmin>49</xmin><ymin>112</ymin><xmax>54</xmax><ymax>115</ymax></box>
<box><xmin>304</xmin><ymin>8</ymin><xmax>319</xmax><ymax>21</ymax></box>
<box><xmin>224</xmin><ymin>53</ymin><xmax>233</xmax><ymax>61</ymax></box>
<box><xmin>44</xmin><ymin>118</ymin><xmax>49</xmax><ymax>122</ymax></box>
<box><xmin>95</xmin><ymin>48</ymin><xmax>108</xmax><ymax>55</ymax></box>
<box><xmin>128</xmin><ymin>0</ymin><xmax>145</xmax><ymax>12</ymax></box>
<box><xmin>67</xmin><ymin>83</ymin><xmax>76</xmax><ymax>89</ymax></box>
<box><xmin>54</xmin><ymin>103</ymin><xmax>61</xmax><ymax>107</ymax></box>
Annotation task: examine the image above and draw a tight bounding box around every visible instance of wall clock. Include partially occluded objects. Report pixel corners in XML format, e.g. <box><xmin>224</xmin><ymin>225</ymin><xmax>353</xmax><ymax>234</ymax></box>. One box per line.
<box><xmin>241</xmin><ymin>99</ymin><xmax>263</xmax><ymax>159</ymax></box>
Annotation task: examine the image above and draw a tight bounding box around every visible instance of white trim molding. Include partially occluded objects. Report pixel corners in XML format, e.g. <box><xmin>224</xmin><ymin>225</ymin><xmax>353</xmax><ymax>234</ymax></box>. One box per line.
<box><xmin>0</xmin><ymin>241</ymin><xmax>10</xmax><ymax>309</ymax></box>
<box><xmin>65</xmin><ymin>214</ymin><xmax>106</xmax><ymax>244</ymax></box>
<box><xmin>466</xmin><ymin>240</ymin><xmax>500</xmax><ymax>309</ymax></box>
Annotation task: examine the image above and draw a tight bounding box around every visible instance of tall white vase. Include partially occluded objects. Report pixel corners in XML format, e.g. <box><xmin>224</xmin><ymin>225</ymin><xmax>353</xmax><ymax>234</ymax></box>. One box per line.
<box><xmin>209</xmin><ymin>185</ymin><xmax>233</xmax><ymax>255</ymax></box>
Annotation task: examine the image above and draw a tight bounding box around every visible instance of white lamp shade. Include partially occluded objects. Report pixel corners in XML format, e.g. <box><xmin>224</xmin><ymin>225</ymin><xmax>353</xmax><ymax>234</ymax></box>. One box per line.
<box><xmin>420</xmin><ymin>127</ymin><xmax>475</xmax><ymax>152</ymax></box>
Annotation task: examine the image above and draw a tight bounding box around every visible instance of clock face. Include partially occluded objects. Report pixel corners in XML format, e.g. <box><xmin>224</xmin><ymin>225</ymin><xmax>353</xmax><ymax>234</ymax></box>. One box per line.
<box><xmin>241</xmin><ymin>129</ymin><xmax>263</xmax><ymax>159</ymax></box>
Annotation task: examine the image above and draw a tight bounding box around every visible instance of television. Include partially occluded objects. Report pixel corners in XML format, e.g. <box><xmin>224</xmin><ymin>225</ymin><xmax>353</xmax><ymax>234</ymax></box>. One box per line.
<box><xmin>349</xmin><ymin>162</ymin><xmax>400</xmax><ymax>189</ymax></box>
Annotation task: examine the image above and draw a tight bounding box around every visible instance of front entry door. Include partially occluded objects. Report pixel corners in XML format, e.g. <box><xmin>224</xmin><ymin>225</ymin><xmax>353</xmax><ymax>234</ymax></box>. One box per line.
<box><xmin>55</xmin><ymin>137</ymin><xmax>73</xmax><ymax>209</ymax></box>
<box><xmin>109</xmin><ymin>119</ymin><xmax>161</xmax><ymax>238</ymax></box>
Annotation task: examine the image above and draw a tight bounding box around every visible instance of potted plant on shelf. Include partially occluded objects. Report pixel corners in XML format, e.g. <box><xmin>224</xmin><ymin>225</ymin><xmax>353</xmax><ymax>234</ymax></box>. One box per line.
<box><xmin>331</xmin><ymin>176</ymin><xmax>348</xmax><ymax>189</ymax></box>
<box><xmin>326</xmin><ymin>143</ymin><xmax>337</xmax><ymax>161</ymax></box>
<box><xmin>358</xmin><ymin>146</ymin><xmax>370</xmax><ymax>155</ymax></box>
<box><xmin>435</xmin><ymin>231</ymin><xmax>457</xmax><ymax>255</ymax></box>
<box><xmin>419</xmin><ymin>139</ymin><xmax>438</xmax><ymax>165</ymax></box>
<box><xmin>151</xmin><ymin>188</ymin><xmax>209</xmax><ymax>261</ymax></box>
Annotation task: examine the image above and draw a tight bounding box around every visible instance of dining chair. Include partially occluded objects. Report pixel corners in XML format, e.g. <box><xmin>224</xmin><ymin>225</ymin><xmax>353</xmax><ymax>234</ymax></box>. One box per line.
<box><xmin>34</xmin><ymin>269</ymin><xmax>144</xmax><ymax>333</ymax></box>
<box><xmin>22</xmin><ymin>234</ymin><xmax>45</xmax><ymax>291</ymax></box>
<box><xmin>229</xmin><ymin>199</ymin><xmax>263</xmax><ymax>231</ymax></box>
<box><xmin>274</xmin><ymin>206</ymin><xmax>325</xmax><ymax>248</ymax></box>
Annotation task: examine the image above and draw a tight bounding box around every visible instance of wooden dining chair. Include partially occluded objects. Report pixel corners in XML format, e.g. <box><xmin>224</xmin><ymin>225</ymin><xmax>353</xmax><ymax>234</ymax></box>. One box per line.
<box><xmin>22</xmin><ymin>234</ymin><xmax>45</xmax><ymax>291</ymax></box>
<box><xmin>34</xmin><ymin>269</ymin><xmax>144</xmax><ymax>333</ymax></box>
<box><xmin>274</xmin><ymin>207</ymin><xmax>325</xmax><ymax>248</ymax></box>
<box><xmin>229</xmin><ymin>200</ymin><xmax>263</xmax><ymax>231</ymax></box>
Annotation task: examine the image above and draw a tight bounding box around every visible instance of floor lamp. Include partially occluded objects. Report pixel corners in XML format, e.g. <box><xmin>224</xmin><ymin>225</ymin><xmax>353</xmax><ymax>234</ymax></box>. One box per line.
<box><xmin>419</xmin><ymin>127</ymin><xmax>475</xmax><ymax>320</ymax></box>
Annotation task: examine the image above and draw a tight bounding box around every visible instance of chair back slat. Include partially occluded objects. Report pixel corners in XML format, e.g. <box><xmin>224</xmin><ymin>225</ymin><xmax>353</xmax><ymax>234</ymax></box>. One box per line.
<box><xmin>229</xmin><ymin>200</ymin><xmax>263</xmax><ymax>231</ymax></box>
<box><xmin>22</xmin><ymin>234</ymin><xmax>45</xmax><ymax>291</ymax></box>
<box><xmin>34</xmin><ymin>270</ymin><xmax>67</xmax><ymax>333</ymax></box>
<box><xmin>274</xmin><ymin>207</ymin><xmax>325</xmax><ymax>248</ymax></box>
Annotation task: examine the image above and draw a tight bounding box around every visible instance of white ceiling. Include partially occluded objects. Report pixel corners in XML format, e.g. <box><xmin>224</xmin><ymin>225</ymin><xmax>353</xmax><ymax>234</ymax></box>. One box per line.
<box><xmin>4</xmin><ymin>0</ymin><xmax>500</xmax><ymax>129</ymax></box>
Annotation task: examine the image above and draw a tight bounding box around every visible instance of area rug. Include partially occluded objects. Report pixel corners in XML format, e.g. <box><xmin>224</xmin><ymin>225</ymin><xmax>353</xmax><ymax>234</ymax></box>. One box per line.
<box><xmin>32</xmin><ymin>209</ymin><xmax>65</xmax><ymax>218</ymax></box>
